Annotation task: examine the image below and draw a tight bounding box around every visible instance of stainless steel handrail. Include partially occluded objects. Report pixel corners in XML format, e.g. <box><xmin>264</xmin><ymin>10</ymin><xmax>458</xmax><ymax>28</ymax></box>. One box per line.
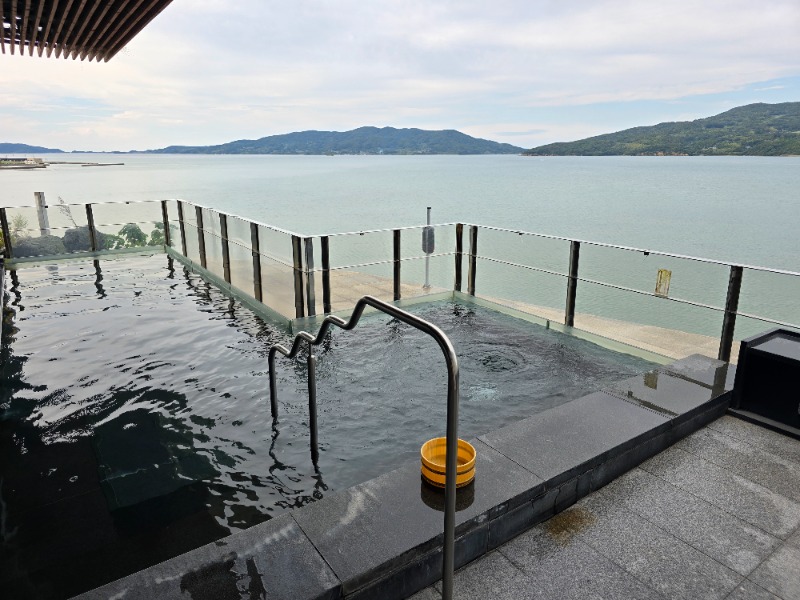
<box><xmin>268</xmin><ymin>294</ymin><xmax>460</xmax><ymax>600</ymax></box>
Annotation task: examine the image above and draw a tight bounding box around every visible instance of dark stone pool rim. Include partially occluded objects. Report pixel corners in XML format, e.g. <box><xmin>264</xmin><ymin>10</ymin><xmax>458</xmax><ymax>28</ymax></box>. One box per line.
<box><xmin>75</xmin><ymin>353</ymin><xmax>734</xmax><ymax>600</ymax></box>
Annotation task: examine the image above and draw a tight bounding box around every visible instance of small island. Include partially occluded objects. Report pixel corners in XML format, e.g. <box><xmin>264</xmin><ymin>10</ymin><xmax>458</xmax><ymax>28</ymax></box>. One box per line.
<box><xmin>524</xmin><ymin>102</ymin><xmax>800</xmax><ymax>156</ymax></box>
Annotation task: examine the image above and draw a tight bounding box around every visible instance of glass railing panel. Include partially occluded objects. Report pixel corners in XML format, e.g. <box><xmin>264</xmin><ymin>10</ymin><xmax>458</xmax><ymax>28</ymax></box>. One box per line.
<box><xmin>226</xmin><ymin>215</ymin><xmax>253</xmax><ymax>249</ymax></box>
<box><xmin>400</xmin><ymin>254</ymin><xmax>455</xmax><ymax>300</ymax></box>
<box><xmin>183</xmin><ymin>224</ymin><xmax>202</xmax><ymax>264</ymax></box>
<box><xmin>228</xmin><ymin>241</ymin><xmax>255</xmax><ymax>297</ymax></box>
<box><xmin>91</xmin><ymin>201</ymin><xmax>162</xmax><ymax>229</ymax></box>
<box><xmin>5</xmin><ymin>206</ymin><xmax>92</xmax><ymax>258</ymax></box>
<box><xmin>260</xmin><ymin>255</ymin><xmax>297</xmax><ymax>319</ymax></box>
<box><xmin>201</xmin><ymin>207</ymin><xmax>222</xmax><ymax>237</ymax></box>
<box><xmin>477</xmin><ymin>227</ymin><xmax>571</xmax><ymax>276</ymax></box>
<box><xmin>327</xmin><ymin>261</ymin><xmax>395</xmax><ymax>312</ymax></box>
<box><xmin>37</xmin><ymin>202</ymin><xmax>90</xmax><ymax>230</ymax></box>
<box><xmin>579</xmin><ymin>244</ymin><xmax>731</xmax><ymax>313</ymax></box>
<box><xmin>736</xmin><ymin>268</ymin><xmax>800</xmax><ymax>339</ymax></box>
<box><xmin>574</xmin><ymin>278</ymin><xmax>725</xmax><ymax>359</ymax></box>
<box><xmin>398</xmin><ymin>224</ymin><xmax>456</xmax><ymax>290</ymax></box>
<box><xmin>203</xmin><ymin>231</ymin><xmax>224</xmax><ymax>279</ymax></box>
<box><xmin>327</xmin><ymin>230</ymin><xmax>393</xmax><ymax>269</ymax></box>
<box><xmin>258</xmin><ymin>226</ymin><xmax>295</xmax><ymax>266</ymax></box>
<box><xmin>474</xmin><ymin>258</ymin><xmax>567</xmax><ymax>318</ymax></box>
<box><xmin>180</xmin><ymin>202</ymin><xmax>198</xmax><ymax>227</ymax></box>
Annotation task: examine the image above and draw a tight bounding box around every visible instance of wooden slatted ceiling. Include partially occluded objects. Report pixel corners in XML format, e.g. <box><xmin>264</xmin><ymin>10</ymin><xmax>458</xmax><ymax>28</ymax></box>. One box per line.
<box><xmin>0</xmin><ymin>0</ymin><xmax>173</xmax><ymax>61</ymax></box>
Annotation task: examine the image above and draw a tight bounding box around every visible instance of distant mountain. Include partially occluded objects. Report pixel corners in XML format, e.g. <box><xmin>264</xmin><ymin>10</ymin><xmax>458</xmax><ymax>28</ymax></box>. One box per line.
<box><xmin>524</xmin><ymin>102</ymin><xmax>800</xmax><ymax>156</ymax></box>
<box><xmin>144</xmin><ymin>126</ymin><xmax>524</xmax><ymax>155</ymax></box>
<box><xmin>0</xmin><ymin>142</ymin><xmax>64</xmax><ymax>154</ymax></box>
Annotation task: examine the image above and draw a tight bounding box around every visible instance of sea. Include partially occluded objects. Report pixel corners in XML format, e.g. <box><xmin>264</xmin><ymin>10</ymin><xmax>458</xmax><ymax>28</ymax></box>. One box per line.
<box><xmin>2</xmin><ymin>153</ymin><xmax>799</xmax><ymax>338</ymax></box>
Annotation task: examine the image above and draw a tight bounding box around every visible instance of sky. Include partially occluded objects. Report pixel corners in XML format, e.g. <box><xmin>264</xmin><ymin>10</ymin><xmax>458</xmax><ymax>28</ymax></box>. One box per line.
<box><xmin>2</xmin><ymin>0</ymin><xmax>800</xmax><ymax>152</ymax></box>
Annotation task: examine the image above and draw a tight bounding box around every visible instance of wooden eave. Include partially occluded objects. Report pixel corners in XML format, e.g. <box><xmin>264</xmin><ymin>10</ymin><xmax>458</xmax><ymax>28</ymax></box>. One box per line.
<box><xmin>1</xmin><ymin>0</ymin><xmax>173</xmax><ymax>61</ymax></box>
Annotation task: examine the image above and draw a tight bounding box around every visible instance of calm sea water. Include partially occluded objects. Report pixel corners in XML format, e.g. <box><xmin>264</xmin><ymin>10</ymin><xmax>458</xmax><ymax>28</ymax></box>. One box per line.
<box><xmin>3</xmin><ymin>154</ymin><xmax>799</xmax><ymax>269</ymax></box>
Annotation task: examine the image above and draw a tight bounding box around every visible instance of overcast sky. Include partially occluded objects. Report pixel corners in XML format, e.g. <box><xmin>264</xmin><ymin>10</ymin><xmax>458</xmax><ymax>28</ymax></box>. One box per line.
<box><xmin>2</xmin><ymin>0</ymin><xmax>799</xmax><ymax>151</ymax></box>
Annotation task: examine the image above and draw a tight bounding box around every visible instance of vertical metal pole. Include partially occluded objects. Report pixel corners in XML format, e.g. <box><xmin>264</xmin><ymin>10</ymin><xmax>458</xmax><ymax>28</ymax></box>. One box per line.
<box><xmin>565</xmin><ymin>240</ymin><xmax>581</xmax><ymax>327</ymax></box>
<box><xmin>424</xmin><ymin>207</ymin><xmax>432</xmax><ymax>289</ymax></box>
<box><xmin>308</xmin><ymin>344</ymin><xmax>319</xmax><ymax>465</ymax></box>
<box><xmin>220</xmin><ymin>213</ymin><xmax>231</xmax><ymax>284</ymax></box>
<box><xmin>0</xmin><ymin>208</ymin><xmax>13</xmax><ymax>258</ymax></box>
<box><xmin>393</xmin><ymin>229</ymin><xmax>402</xmax><ymax>301</ymax></box>
<box><xmin>195</xmin><ymin>206</ymin><xmax>207</xmax><ymax>269</ymax></box>
<box><xmin>467</xmin><ymin>225</ymin><xmax>478</xmax><ymax>296</ymax></box>
<box><xmin>160</xmin><ymin>200</ymin><xmax>171</xmax><ymax>247</ymax></box>
<box><xmin>177</xmin><ymin>201</ymin><xmax>188</xmax><ymax>257</ymax></box>
<box><xmin>304</xmin><ymin>238</ymin><xmax>316</xmax><ymax>317</ymax></box>
<box><xmin>292</xmin><ymin>235</ymin><xmax>305</xmax><ymax>318</ymax></box>
<box><xmin>321</xmin><ymin>236</ymin><xmax>331</xmax><ymax>314</ymax></box>
<box><xmin>454</xmin><ymin>224</ymin><xmax>463</xmax><ymax>292</ymax></box>
<box><xmin>34</xmin><ymin>192</ymin><xmax>50</xmax><ymax>236</ymax></box>
<box><xmin>250</xmin><ymin>222</ymin><xmax>263</xmax><ymax>302</ymax></box>
<box><xmin>85</xmin><ymin>204</ymin><xmax>98</xmax><ymax>251</ymax></box>
<box><xmin>442</xmin><ymin>356</ymin><xmax>460</xmax><ymax>600</ymax></box>
<box><xmin>718</xmin><ymin>265</ymin><xmax>743</xmax><ymax>362</ymax></box>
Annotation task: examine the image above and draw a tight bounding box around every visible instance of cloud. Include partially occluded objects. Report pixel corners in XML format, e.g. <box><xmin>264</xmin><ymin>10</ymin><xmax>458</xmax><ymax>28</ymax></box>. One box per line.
<box><xmin>1</xmin><ymin>0</ymin><xmax>799</xmax><ymax>150</ymax></box>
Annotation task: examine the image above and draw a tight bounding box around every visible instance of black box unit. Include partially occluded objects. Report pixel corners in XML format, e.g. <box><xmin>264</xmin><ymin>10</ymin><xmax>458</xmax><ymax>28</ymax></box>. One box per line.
<box><xmin>731</xmin><ymin>328</ymin><xmax>800</xmax><ymax>439</ymax></box>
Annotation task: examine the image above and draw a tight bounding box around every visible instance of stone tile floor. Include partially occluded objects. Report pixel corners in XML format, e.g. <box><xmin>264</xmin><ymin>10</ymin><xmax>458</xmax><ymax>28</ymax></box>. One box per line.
<box><xmin>412</xmin><ymin>415</ymin><xmax>800</xmax><ymax>600</ymax></box>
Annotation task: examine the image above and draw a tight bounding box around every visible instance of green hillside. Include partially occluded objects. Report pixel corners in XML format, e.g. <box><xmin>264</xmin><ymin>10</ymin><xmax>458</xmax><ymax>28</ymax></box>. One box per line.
<box><xmin>525</xmin><ymin>102</ymin><xmax>800</xmax><ymax>156</ymax></box>
<box><xmin>0</xmin><ymin>142</ymin><xmax>64</xmax><ymax>154</ymax></box>
<box><xmin>145</xmin><ymin>126</ymin><xmax>523</xmax><ymax>155</ymax></box>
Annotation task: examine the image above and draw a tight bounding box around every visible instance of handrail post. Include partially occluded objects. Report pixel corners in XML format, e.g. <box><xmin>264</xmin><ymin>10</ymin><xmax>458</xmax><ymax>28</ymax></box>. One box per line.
<box><xmin>308</xmin><ymin>342</ymin><xmax>320</xmax><ymax>465</ymax></box>
<box><xmin>85</xmin><ymin>204</ymin><xmax>98</xmax><ymax>251</ymax></box>
<box><xmin>565</xmin><ymin>240</ymin><xmax>580</xmax><ymax>327</ymax></box>
<box><xmin>321</xmin><ymin>236</ymin><xmax>331</xmax><ymax>313</ymax></box>
<box><xmin>718</xmin><ymin>265</ymin><xmax>743</xmax><ymax>362</ymax></box>
<box><xmin>304</xmin><ymin>237</ymin><xmax>316</xmax><ymax>317</ymax></box>
<box><xmin>0</xmin><ymin>208</ymin><xmax>13</xmax><ymax>258</ymax></box>
<box><xmin>251</xmin><ymin>222</ymin><xmax>263</xmax><ymax>302</ymax></box>
<box><xmin>160</xmin><ymin>200</ymin><xmax>171</xmax><ymax>247</ymax></box>
<box><xmin>467</xmin><ymin>225</ymin><xmax>478</xmax><ymax>295</ymax></box>
<box><xmin>220</xmin><ymin>213</ymin><xmax>231</xmax><ymax>284</ymax></box>
<box><xmin>177</xmin><ymin>201</ymin><xmax>188</xmax><ymax>257</ymax></box>
<box><xmin>393</xmin><ymin>229</ymin><xmax>401</xmax><ymax>301</ymax></box>
<box><xmin>195</xmin><ymin>206</ymin><xmax>207</xmax><ymax>269</ymax></box>
<box><xmin>292</xmin><ymin>235</ymin><xmax>305</xmax><ymax>318</ymax></box>
<box><xmin>454</xmin><ymin>224</ymin><xmax>463</xmax><ymax>292</ymax></box>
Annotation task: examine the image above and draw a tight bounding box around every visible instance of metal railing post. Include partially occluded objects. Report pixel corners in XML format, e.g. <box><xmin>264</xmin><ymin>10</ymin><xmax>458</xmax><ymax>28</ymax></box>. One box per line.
<box><xmin>467</xmin><ymin>225</ymin><xmax>478</xmax><ymax>296</ymax></box>
<box><xmin>85</xmin><ymin>204</ymin><xmax>98</xmax><ymax>251</ymax></box>
<box><xmin>565</xmin><ymin>240</ymin><xmax>581</xmax><ymax>327</ymax></box>
<box><xmin>304</xmin><ymin>238</ymin><xmax>316</xmax><ymax>317</ymax></box>
<box><xmin>177</xmin><ymin>201</ymin><xmax>188</xmax><ymax>256</ymax></box>
<box><xmin>393</xmin><ymin>229</ymin><xmax>401</xmax><ymax>301</ymax></box>
<box><xmin>160</xmin><ymin>200</ymin><xmax>171</xmax><ymax>247</ymax></box>
<box><xmin>268</xmin><ymin>295</ymin><xmax>460</xmax><ymax>600</ymax></box>
<box><xmin>220</xmin><ymin>213</ymin><xmax>231</xmax><ymax>284</ymax></box>
<box><xmin>321</xmin><ymin>236</ymin><xmax>331</xmax><ymax>314</ymax></box>
<box><xmin>0</xmin><ymin>208</ymin><xmax>13</xmax><ymax>258</ymax></box>
<box><xmin>718</xmin><ymin>265</ymin><xmax>743</xmax><ymax>362</ymax></box>
<box><xmin>250</xmin><ymin>222</ymin><xmax>263</xmax><ymax>302</ymax></box>
<box><xmin>195</xmin><ymin>206</ymin><xmax>207</xmax><ymax>269</ymax></box>
<box><xmin>292</xmin><ymin>235</ymin><xmax>305</xmax><ymax>318</ymax></box>
<box><xmin>454</xmin><ymin>223</ymin><xmax>463</xmax><ymax>292</ymax></box>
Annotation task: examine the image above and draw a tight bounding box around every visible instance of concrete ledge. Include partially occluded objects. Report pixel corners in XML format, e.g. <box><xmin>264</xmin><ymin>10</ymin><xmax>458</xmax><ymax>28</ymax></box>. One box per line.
<box><xmin>74</xmin><ymin>354</ymin><xmax>733</xmax><ymax>600</ymax></box>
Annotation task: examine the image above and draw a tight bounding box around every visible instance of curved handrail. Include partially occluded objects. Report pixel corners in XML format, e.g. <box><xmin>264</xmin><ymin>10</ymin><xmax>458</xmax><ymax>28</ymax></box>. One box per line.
<box><xmin>268</xmin><ymin>294</ymin><xmax>460</xmax><ymax>600</ymax></box>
